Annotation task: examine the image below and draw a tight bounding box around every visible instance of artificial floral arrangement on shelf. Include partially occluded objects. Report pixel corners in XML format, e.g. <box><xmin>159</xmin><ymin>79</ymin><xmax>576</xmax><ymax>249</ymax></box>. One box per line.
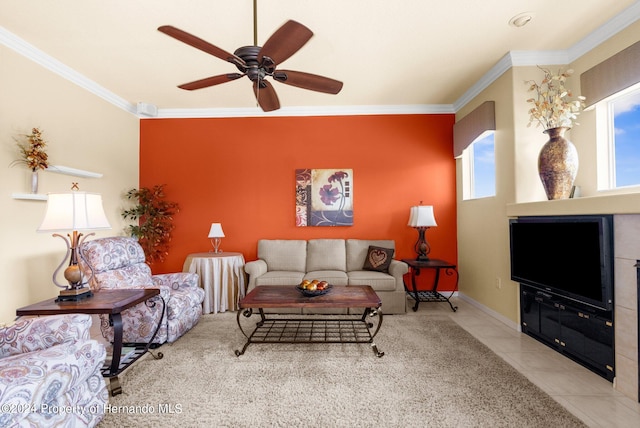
<box><xmin>121</xmin><ymin>184</ymin><xmax>179</xmax><ymax>264</ymax></box>
<box><xmin>11</xmin><ymin>127</ymin><xmax>49</xmax><ymax>171</ymax></box>
<box><xmin>525</xmin><ymin>67</ymin><xmax>586</xmax><ymax>130</ymax></box>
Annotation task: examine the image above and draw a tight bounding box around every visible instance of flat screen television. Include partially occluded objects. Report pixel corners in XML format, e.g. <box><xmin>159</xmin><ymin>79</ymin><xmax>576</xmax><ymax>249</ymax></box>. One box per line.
<box><xmin>509</xmin><ymin>215</ymin><xmax>614</xmax><ymax>311</ymax></box>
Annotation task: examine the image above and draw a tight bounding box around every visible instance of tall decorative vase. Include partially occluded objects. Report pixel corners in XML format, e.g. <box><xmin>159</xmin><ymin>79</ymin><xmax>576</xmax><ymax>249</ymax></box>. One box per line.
<box><xmin>537</xmin><ymin>127</ymin><xmax>579</xmax><ymax>200</ymax></box>
<box><xmin>31</xmin><ymin>170</ymin><xmax>39</xmax><ymax>194</ymax></box>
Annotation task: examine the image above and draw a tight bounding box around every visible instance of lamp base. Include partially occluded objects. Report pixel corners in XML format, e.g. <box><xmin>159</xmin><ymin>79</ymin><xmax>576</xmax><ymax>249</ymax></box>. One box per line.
<box><xmin>210</xmin><ymin>237</ymin><xmax>222</xmax><ymax>254</ymax></box>
<box><xmin>413</xmin><ymin>227</ymin><xmax>432</xmax><ymax>262</ymax></box>
<box><xmin>55</xmin><ymin>287</ymin><xmax>93</xmax><ymax>302</ymax></box>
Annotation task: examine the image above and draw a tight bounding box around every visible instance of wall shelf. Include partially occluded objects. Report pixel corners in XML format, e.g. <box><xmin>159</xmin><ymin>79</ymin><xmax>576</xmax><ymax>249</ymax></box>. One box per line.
<box><xmin>46</xmin><ymin>165</ymin><xmax>102</xmax><ymax>178</ymax></box>
<box><xmin>11</xmin><ymin>193</ymin><xmax>47</xmax><ymax>201</ymax></box>
<box><xmin>11</xmin><ymin>166</ymin><xmax>102</xmax><ymax>200</ymax></box>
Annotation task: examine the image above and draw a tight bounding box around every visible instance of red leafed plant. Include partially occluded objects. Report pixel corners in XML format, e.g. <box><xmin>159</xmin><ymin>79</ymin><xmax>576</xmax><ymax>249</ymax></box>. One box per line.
<box><xmin>121</xmin><ymin>184</ymin><xmax>179</xmax><ymax>264</ymax></box>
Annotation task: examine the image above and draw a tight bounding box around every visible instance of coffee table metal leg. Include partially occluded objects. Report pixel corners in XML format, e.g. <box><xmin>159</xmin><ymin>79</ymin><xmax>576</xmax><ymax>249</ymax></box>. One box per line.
<box><xmin>235</xmin><ymin>308</ymin><xmax>255</xmax><ymax>356</ymax></box>
<box><xmin>366</xmin><ymin>308</ymin><xmax>384</xmax><ymax>357</ymax></box>
<box><xmin>371</xmin><ymin>343</ymin><xmax>384</xmax><ymax>357</ymax></box>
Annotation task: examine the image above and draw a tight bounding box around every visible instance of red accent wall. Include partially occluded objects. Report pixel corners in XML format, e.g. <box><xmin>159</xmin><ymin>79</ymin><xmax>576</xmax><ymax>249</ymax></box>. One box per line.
<box><xmin>140</xmin><ymin>114</ymin><xmax>457</xmax><ymax>291</ymax></box>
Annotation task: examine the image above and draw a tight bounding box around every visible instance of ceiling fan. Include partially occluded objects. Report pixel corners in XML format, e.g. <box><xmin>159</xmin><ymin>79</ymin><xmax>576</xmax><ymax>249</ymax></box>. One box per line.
<box><xmin>157</xmin><ymin>4</ymin><xmax>343</xmax><ymax>112</ymax></box>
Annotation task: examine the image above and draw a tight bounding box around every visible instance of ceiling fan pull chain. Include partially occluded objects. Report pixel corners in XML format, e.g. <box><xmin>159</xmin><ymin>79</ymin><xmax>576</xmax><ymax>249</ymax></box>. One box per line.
<box><xmin>255</xmin><ymin>78</ymin><xmax>260</xmax><ymax>107</ymax></box>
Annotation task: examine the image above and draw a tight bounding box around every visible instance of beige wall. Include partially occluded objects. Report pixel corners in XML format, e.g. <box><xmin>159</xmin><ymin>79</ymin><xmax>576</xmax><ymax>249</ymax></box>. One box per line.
<box><xmin>457</xmin><ymin>20</ymin><xmax>640</xmax><ymax>326</ymax></box>
<box><xmin>0</xmin><ymin>46</ymin><xmax>139</xmax><ymax>323</ymax></box>
<box><xmin>456</xmin><ymin>68</ymin><xmax>520</xmax><ymax>323</ymax></box>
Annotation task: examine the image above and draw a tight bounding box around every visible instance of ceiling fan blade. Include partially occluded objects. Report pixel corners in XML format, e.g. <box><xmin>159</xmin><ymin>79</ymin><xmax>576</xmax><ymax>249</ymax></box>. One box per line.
<box><xmin>253</xmin><ymin>80</ymin><xmax>280</xmax><ymax>112</ymax></box>
<box><xmin>258</xmin><ymin>20</ymin><xmax>313</xmax><ymax>65</ymax></box>
<box><xmin>273</xmin><ymin>70</ymin><xmax>343</xmax><ymax>94</ymax></box>
<box><xmin>158</xmin><ymin>25</ymin><xmax>245</xmax><ymax>67</ymax></box>
<box><xmin>178</xmin><ymin>74</ymin><xmax>244</xmax><ymax>91</ymax></box>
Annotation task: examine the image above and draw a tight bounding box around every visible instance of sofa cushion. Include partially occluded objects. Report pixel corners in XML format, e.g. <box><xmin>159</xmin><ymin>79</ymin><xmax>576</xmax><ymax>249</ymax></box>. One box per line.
<box><xmin>306</xmin><ymin>239</ymin><xmax>346</xmax><ymax>272</ymax></box>
<box><xmin>346</xmin><ymin>239</ymin><xmax>396</xmax><ymax>272</ymax></box>
<box><xmin>258</xmin><ymin>240</ymin><xmax>307</xmax><ymax>272</ymax></box>
<box><xmin>304</xmin><ymin>270</ymin><xmax>348</xmax><ymax>286</ymax></box>
<box><xmin>362</xmin><ymin>245</ymin><xmax>394</xmax><ymax>273</ymax></box>
<box><xmin>255</xmin><ymin>271</ymin><xmax>305</xmax><ymax>286</ymax></box>
<box><xmin>348</xmin><ymin>270</ymin><xmax>397</xmax><ymax>291</ymax></box>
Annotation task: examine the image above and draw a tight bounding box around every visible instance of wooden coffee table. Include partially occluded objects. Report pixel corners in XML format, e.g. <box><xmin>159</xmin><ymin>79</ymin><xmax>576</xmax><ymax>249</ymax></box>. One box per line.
<box><xmin>235</xmin><ymin>285</ymin><xmax>384</xmax><ymax>357</ymax></box>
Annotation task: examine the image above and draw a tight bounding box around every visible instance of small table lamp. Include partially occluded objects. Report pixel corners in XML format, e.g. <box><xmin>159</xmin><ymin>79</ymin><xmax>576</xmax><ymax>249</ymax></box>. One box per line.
<box><xmin>408</xmin><ymin>205</ymin><xmax>437</xmax><ymax>261</ymax></box>
<box><xmin>38</xmin><ymin>191</ymin><xmax>111</xmax><ymax>301</ymax></box>
<box><xmin>208</xmin><ymin>223</ymin><xmax>225</xmax><ymax>253</ymax></box>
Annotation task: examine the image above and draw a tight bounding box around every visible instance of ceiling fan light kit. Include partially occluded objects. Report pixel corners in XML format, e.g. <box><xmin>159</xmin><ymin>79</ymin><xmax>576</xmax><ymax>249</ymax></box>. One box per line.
<box><xmin>158</xmin><ymin>17</ymin><xmax>343</xmax><ymax>112</ymax></box>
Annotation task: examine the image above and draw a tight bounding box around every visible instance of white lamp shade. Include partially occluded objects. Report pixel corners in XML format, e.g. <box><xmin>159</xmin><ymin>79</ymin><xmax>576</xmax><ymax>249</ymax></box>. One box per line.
<box><xmin>208</xmin><ymin>223</ymin><xmax>225</xmax><ymax>238</ymax></box>
<box><xmin>408</xmin><ymin>205</ymin><xmax>437</xmax><ymax>227</ymax></box>
<box><xmin>38</xmin><ymin>192</ymin><xmax>111</xmax><ymax>232</ymax></box>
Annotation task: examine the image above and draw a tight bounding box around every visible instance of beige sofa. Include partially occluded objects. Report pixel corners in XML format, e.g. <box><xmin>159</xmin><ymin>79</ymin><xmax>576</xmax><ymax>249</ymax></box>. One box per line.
<box><xmin>244</xmin><ymin>239</ymin><xmax>408</xmax><ymax>314</ymax></box>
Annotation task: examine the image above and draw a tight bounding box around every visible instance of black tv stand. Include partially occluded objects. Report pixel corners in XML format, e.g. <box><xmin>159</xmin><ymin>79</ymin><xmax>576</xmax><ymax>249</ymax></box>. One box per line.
<box><xmin>520</xmin><ymin>284</ymin><xmax>614</xmax><ymax>382</ymax></box>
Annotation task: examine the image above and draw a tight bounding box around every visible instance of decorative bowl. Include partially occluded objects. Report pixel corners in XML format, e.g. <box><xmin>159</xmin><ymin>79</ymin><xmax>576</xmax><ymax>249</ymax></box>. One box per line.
<box><xmin>296</xmin><ymin>283</ymin><xmax>332</xmax><ymax>297</ymax></box>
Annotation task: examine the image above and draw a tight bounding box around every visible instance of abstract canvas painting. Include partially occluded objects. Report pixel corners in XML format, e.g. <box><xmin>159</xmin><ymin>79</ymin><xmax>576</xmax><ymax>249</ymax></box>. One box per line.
<box><xmin>295</xmin><ymin>169</ymin><xmax>353</xmax><ymax>226</ymax></box>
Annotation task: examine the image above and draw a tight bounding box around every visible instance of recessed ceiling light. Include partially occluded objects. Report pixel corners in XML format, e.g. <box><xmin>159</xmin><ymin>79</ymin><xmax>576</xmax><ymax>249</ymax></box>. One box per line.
<box><xmin>509</xmin><ymin>12</ymin><xmax>535</xmax><ymax>28</ymax></box>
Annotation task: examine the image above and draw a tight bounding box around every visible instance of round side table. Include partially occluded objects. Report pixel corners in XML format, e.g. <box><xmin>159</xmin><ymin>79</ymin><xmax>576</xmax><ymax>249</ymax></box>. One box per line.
<box><xmin>183</xmin><ymin>252</ymin><xmax>246</xmax><ymax>314</ymax></box>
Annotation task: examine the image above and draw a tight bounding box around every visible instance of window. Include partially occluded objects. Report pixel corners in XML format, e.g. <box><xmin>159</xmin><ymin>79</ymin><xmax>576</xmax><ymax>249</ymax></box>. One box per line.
<box><xmin>465</xmin><ymin>131</ymin><xmax>495</xmax><ymax>199</ymax></box>
<box><xmin>454</xmin><ymin>100</ymin><xmax>495</xmax><ymax>200</ymax></box>
<box><xmin>609</xmin><ymin>85</ymin><xmax>640</xmax><ymax>188</ymax></box>
<box><xmin>580</xmin><ymin>40</ymin><xmax>640</xmax><ymax>191</ymax></box>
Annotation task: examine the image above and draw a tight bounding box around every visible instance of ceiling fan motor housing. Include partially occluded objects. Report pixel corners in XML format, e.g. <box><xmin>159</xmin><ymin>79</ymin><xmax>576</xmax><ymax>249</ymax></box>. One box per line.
<box><xmin>234</xmin><ymin>46</ymin><xmax>275</xmax><ymax>82</ymax></box>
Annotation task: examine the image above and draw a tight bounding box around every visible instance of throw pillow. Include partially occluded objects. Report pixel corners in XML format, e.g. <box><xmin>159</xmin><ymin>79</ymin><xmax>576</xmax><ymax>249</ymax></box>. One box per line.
<box><xmin>363</xmin><ymin>246</ymin><xmax>394</xmax><ymax>273</ymax></box>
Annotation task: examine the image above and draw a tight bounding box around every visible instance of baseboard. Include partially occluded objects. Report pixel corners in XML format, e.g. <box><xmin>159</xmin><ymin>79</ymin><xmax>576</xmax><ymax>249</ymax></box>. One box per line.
<box><xmin>457</xmin><ymin>292</ymin><xmax>520</xmax><ymax>332</ymax></box>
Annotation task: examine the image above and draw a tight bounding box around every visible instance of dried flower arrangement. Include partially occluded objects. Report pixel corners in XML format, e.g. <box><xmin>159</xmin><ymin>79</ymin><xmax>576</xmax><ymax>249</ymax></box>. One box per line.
<box><xmin>11</xmin><ymin>127</ymin><xmax>49</xmax><ymax>171</ymax></box>
<box><xmin>525</xmin><ymin>67</ymin><xmax>586</xmax><ymax>130</ymax></box>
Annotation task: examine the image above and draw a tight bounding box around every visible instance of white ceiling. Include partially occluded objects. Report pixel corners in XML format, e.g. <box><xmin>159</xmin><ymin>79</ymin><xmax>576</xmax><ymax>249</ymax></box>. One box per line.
<box><xmin>1</xmin><ymin>1</ymin><xmax>639</xmax><ymax>116</ymax></box>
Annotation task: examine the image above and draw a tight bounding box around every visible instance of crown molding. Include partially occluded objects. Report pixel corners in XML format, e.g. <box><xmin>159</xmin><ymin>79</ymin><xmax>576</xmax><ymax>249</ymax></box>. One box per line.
<box><xmin>154</xmin><ymin>103</ymin><xmax>455</xmax><ymax>119</ymax></box>
<box><xmin>0</xmin><ymin>26</ymin><xmax>137</xmax><ymax>115</ymax></box>
<box><xmin>568</xmin><ymin>0</ymin><xmax>640</xmax><ymax>62</ymax></box>
<box><xmin>452</xmin><ymin>50</ymin><xmax>568</xmax><ymax>111</ymax></box>
<box><xmin>3</xmin><ymin>1</ymin><xmax>640</xmax><ymax>118</ymax></box>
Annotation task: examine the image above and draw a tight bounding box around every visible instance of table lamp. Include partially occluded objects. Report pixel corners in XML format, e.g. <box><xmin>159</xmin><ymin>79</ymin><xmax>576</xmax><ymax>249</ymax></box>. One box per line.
<box><xmin>408</xmin><ymin>205</ymin><xmax>437</xmax><ymax>260</ymax></box>
<box><xmin>38</xmin><ymin>191</ymin><xmax>111</xmax><ymax>301</ymax></box>
<box><xmin>208</xmin><ymin>223</ymin><xmax>225</xmax><ymax>253</ymax></box>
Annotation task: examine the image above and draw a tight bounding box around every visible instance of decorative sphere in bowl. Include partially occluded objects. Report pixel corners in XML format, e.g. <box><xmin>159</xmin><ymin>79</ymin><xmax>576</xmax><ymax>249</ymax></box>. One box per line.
<box><xmin>297</xmin><ymin>280</ymin><xmax>332</xmax><ymax>297</ymax></box>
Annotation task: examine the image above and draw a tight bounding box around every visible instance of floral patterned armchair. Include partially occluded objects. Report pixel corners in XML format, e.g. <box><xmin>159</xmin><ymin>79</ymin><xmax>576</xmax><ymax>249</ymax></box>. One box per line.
<box><xmin>80</xmin><ymin>236</ymin><xmax>205</xmax><ymax>345</ymax></box>
<box><xmin>0</xmin><ymin>314</ymin><xmax>107</xmax><ymax>427</ymax></box>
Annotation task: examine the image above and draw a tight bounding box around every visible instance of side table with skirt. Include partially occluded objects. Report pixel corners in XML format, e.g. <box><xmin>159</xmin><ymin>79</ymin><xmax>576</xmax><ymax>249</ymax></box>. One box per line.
<box><xmin>183</xmin><ymin>252</ymin><xmax>246</xmax><ymax>314</ymax></box>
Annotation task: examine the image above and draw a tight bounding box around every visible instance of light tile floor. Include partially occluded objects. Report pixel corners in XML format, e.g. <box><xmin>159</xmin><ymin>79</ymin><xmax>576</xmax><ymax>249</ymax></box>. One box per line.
<box><xmin>423</xmin><ymin>297</ymin><xmax>640</xmax><ymax>428</ymax></box>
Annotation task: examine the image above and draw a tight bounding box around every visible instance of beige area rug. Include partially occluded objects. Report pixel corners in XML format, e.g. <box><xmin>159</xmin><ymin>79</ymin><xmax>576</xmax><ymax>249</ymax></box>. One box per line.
<box><xmin>99</xmin><ymin>310</ymin><xmax>586</xmax><ymax>427</ymax></box>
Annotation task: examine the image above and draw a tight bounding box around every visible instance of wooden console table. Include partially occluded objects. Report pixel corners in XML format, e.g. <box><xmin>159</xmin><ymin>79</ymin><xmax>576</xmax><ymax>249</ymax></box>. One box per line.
<box><xmin>401</xmin><ymin>259</ymin><xmax>459</xmax><ymax>312</ymax></box>
<box><xmin>16</xmin><ymin>288</ymin><xmax>164</xmax><ymax>396</ymax></box>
